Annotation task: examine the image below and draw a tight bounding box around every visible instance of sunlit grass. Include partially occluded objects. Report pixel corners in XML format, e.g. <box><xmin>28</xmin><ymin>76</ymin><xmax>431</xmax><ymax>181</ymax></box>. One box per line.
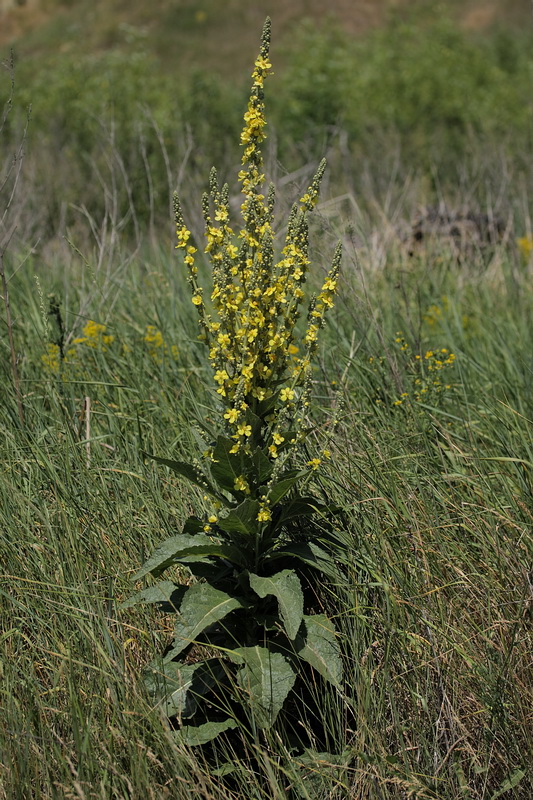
<box><xmin>1</xmin><ymin>217</ymin><xmax>531</xmax><ymax>796</ymax></box>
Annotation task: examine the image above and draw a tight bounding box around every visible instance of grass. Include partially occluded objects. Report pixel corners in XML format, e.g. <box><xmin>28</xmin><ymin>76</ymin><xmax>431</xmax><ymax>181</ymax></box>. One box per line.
<box><xmin>1</xmin><ymin>189</ymin><xmax>532</xmax><ymax>796</ymax></box>
<box><xmin>0</xmin><ymin>6</ymin><xmax>532</xmax><ymax>793</ymax></box>
<box><xmin>3</xmin><ymin>0</ymin><xmax>530</xmax><ymax>77</ymax></box>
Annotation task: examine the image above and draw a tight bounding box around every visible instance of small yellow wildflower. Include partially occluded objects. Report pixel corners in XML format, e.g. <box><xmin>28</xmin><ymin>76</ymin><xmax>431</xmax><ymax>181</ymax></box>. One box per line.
<box><xmin>144</xmin><ymin>326</ymin><xmax>164</xmax><ymax>347</ymax></box>
<box><xmin>517</xmin><ymin>236</ymin><xmax>533</xmax><ymax>259</ymax></box>
<box><xmin>224</xmin><ymin>407</ymin><xmax>241</xmax><ymax>424</ymax></box>
<box><xmin>234</xmin><ymin>475</ymin><xmax>250</xmax><ymax>494</ymax></box>
<box><xmin>257</xmin><ymin>506</ymin><xmax>272</xmax><ymax>523</ymax></box>
<box><xmin>307</xmin><ymin>458</ymin><xmax>321</xmax><ymax>470</ymax></box>
<box><xmin>42</xmin><ymin>343</ymin><xmax>60</xmax><ymax>373</ymax></box>
<box><xmin>214</xmin><ymin>369</ymin><xmax>229</xmax><ymax>385</ymax></box>
<box><xmin>176</xmin><ymin>226</ymin><xmax>190</xmax><ymax>247</ymax></box>
<box><xmin>236</xmin><ymin>423</ymin><xmax>252</xmax><ymax>438</ymax></box>
<box><xmin>280</xmin><ymin>387</ymin><xmax>295</xmax><ymax>403</ymax></box>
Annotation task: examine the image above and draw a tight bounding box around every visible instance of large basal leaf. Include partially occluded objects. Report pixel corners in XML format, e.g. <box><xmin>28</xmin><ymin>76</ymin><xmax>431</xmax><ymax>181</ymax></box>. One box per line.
<box><xmin>119</xmin><ymin>580</ymin><xmax>186</xmax><ymax>611</ymax></box>
<box><xmin>134</xmin><ymin>533</ymin><xmax>243</xmax><ymax>580</ymax></box>
<box><xmin>248</xmin><ymin>570</ymin><xmax>304</xmax><ymax>640</ymax></box>
<box><xmin>229</xmin><ymin>646</ymin><xmax>296</xmax><ymax>728</ymax></box>
<box><xmin>143</xmin><ymin>452</ymin><xmax>227</xmax><ymax>505</ymax></box>
<box><xmin>297</xmin><ymin>614</ymin><xmax>343</xmax><ymax>688</ymax></box>
<box><xmin>177</xmin><ymin>717</ymin><xmax>238</xmax><ymax>747</ymax></box>
<box><xmin>209</xmin><ymin>436</ymin><xmax>244</xmax><ymax>494</ymax></box>
<box><xmin>145</xmin><ymin>657</ymin><xmax>225</xmax><ymax>719</ymax></box>
<box><xmin>268</xmin><ymin>541</ymin><xmax>338</xmax><ymax>580</ymax></box>
<box><xmin>163</xmin><ymin>582</ymin><xmax>248</xmax><ymax>661</ymax></box>
<box><xmin>216</xmin><ymin>499</ymin><xmax>260</xmax><ymax>536</ymax></box>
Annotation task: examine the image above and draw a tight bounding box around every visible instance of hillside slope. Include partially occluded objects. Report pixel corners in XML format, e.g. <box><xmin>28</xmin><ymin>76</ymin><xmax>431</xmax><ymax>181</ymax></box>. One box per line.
<box><xmin>1</xmin><ymin>0</ymin><xmax>531</xmax><ymax>79</ymax></box>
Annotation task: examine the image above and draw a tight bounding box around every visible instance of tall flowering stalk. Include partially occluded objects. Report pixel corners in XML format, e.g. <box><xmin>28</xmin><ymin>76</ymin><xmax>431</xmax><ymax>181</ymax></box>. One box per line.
<box><xmin>127</xmin><ymin>19</ymin><xmax>343</xmax><ymax>750</ymax></box>
<box><xmin>174</xmin><ymin>18</ymin><xmax>341</xmax><ymax>525</ymax></box>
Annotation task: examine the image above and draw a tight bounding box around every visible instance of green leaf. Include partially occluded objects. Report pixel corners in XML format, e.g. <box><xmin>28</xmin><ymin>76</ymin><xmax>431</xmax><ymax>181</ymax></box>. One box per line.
<box><xmin>119</xmin><ymin>580</ymin><xmax>185</xmax><ymax>611</ymax></box>
<box><xmin>249</xmin><ymin>570</ymin><xmax>304</xmax><ymax>640</ymax></box>
<box><xmin>143</xmin><ymin>452</ymin><xmax>226</xmax><ymax>504</ymax></box>
<box><xmin>144</xmin><ymin>657</ymin><xmax>225</xmax><ymax>718</ymax></box>
<box><xmin>134</xmin><ymin>533</ymin><xmax>244</xmax><ymax>580</ymax></box>
<box><xmin>267</xmin><ymin>470</ymin><xmax>308</xmax><ymax>506</ymax></box>
<box><xmin>163</xmin><ymin>583</ymin><xmax>247</xmax><ymax>661</ymax></box>
<box><xmin>181</xmin><ymin>558</ymin><xmax>233</xmax><ymax>583</ymax></box>
<box><xmin>278</xmin><ymin>496</ymin><xmax>330</xmax><ymax>523</ymax></box>
<box><xmin>268</xmin><ymin>542</ymin><xmax>338</xmax><ymax>579</ymax></box>
<box><xmin>210</xmin><ymin>436</ymin><xmax>243</xmax><ymax>494</ymax></box>
<box><xmin>182</xmin><ymin>516</ymin><xmax>207</xmax><ymax>535</ymax></box>
<box><xmin>251</xmin><ymin>446</ymin><xmax>273</xmax><ymax>483</ymax></box>
<box><xmin>490</xmin><ymin>769</ymin><xmax>526</xmax><ymax>800</ymax></box>
<box><xmin>177</xmin><ymin>717</ymin><xmax>238</xmax><ymax>747</ymax></box>
<box><xmin>229</xmin><ymin>646</ymin><xmax>296</xmax><ymax>727</ymax></box>
<box><xmin>217</xmin><ymin>499</ymin><xmax>260</xmax><ymax>536</ymax></box>
<box><xmin>297</xmin><ymin>614</ymin><xmax>342</xmax><ymax>687</ymax></box>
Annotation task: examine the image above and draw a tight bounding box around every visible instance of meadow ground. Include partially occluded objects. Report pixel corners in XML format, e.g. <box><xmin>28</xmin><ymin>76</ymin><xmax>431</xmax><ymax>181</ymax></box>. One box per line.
<box><xmin>1</xmin><ymin>5</ymin><xmax>533</xmax><ymax>798</ymax></box>
<box><xmin>1</xmin><ymin>180</ymin><xmax>532</xmax><ymax>797</ymax></box>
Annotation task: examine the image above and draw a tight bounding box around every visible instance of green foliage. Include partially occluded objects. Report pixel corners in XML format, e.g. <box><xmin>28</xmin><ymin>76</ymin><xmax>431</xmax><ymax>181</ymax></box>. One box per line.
<box><xmin>1</xmin><ymin>189</ymin><xmax>532</xmax><ymax>797</ymax></box>
<box><xmin>4</xmin><ymin>10</ymin><xmax>533</xmax><ymax>244</ymax></box>
<box><xmin>2</xmin><ymin>9</ymin><xmax>533</xmax><ymax>798</ymax></box>
<box><xmin>276</xmin><ymin>14</ymin><xmax>533</xmax><ymax>164</ymax></box>
<box><xmin>125</xmin><ymin>19</ymin><xmax>344</xmax><ymax>754</ymax></box>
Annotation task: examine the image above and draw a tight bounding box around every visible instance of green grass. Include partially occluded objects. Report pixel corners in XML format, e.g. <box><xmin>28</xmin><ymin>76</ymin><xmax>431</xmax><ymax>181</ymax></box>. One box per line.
<box><xmin>3</xmin><ymin>8</ymin><xmax>532</xmax><ymax>249</ymax></box>
<box><xmin>1</xmin><ymin>203</ymin><xmax>531</xmax><ymax>796</ymax></box>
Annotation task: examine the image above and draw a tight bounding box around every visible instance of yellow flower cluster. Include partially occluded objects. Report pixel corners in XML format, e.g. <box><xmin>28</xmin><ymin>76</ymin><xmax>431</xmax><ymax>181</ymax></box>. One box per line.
<box><xmin>42</xmin><ymin>319</ymin><xmax>115</xmax><ymax>374</ymax></box>
<box><xmin>517</xmin><ymin>236</ymin><xmax>533</xmax><ymax>261</ymax></box>
<box><xmin>144</xmin><ymin>325</ymin><xmax>178</xmax><ymax>363</ymax></box>
<box><xmin>388</xmin><ymin>334</ymin><xmax>456</xmax><ymax>407</ymax></box>
<box><xmin>73</xmin><ymin>320</ymin><xmax>114</xmax><ymax>350</ymax></box>
<box><xmin>173</xmin><ymin>18</ymin><xmax>341</xmax><ymax>467</ymax></box>
<box><xmin>42</xmin><ymin>343</ymin><xmax>62</xmax><ymax>373</ymax></box>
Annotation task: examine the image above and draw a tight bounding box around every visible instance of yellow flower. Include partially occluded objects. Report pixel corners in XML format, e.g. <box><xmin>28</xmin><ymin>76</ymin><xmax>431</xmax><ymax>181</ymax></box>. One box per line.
<box><xmin>257</xmin><ymin>507</ymin><xmax>272</xmax><ymax>522</ymax></box>
<box><xmin>254</xmin><ymin>55</ymin><xmax>272</xmax><ymax>71</ymax></box>
<box><xmin>176</xmin><ymin>226</ymin><xmax>190</xmax><ymax>247</ymax></box>
<box><xmin>214</xmin><ymin>369</ymin><xmax>229</xmax><ymax>385</ymax></box>
<box><xmin>192</xmin><ymin>294</ymin><xmax>203</xmax><ymax>306</ymax></box>
<box><xmin>280</xmin><ymin>387</ymin><xmax>295</xmax><ymax>402</ymax></box>
<box><xmin>144</xmin><ymin>326</ymin><xmax>164</xmax><ymax>347</ymax></box>
<box><xmin>234</xmin><ymin>475</ymin><xmax>250</xmax><ymax>494</ymax></box>
<box><xmin>236</xmin><ymin>423</ymin><xmax>252</xmax><ymax>437</ymax></box>
<box><xmin>307</xmin><ymin>458</ymin><xmax>321</xmax><ymax>470</ymax></box>
<box><xmin>42</xmin><ymin>343</ymin><xmax>60</xmax><ymax>373</ymax></box>
<box><xmin>517</xmin><ymin>236</ymin><xmax>533</xmax><ymax>259</ymax></box>
<box><xmin>272</xmin><ymin>432</ymin><xmax>285</xmax><ymax>445</ymax></box>
<box><xmin>224</xmin><ymin>407</ymin><xmax>240</xmax><ymax>424</ymax></box>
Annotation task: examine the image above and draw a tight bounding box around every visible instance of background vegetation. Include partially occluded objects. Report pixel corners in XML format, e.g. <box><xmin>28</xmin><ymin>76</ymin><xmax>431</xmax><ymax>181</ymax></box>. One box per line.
<box><xmin>1</xmin><ymin>1</ymin><xmax>532</xmax><ymax>797</ymax></box>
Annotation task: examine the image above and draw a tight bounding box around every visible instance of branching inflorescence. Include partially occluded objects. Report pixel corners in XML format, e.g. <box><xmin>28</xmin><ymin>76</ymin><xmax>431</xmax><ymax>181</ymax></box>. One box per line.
<box><xmin>174</xmin><ymin>18</ymin><xmax>341</xmax><ymax>523</ymax></box>
<box><xmin>127</xmin><ymin>19</ymin><xmax>344</xmax><ymax>752</ymax></box>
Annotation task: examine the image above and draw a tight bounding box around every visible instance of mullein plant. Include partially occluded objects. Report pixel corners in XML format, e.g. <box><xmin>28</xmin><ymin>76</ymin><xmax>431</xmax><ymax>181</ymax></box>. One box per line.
<box><xmin>125</xmin><ymin>18</ymin><xmax>343</xmax><ymax>749</ymax></box>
